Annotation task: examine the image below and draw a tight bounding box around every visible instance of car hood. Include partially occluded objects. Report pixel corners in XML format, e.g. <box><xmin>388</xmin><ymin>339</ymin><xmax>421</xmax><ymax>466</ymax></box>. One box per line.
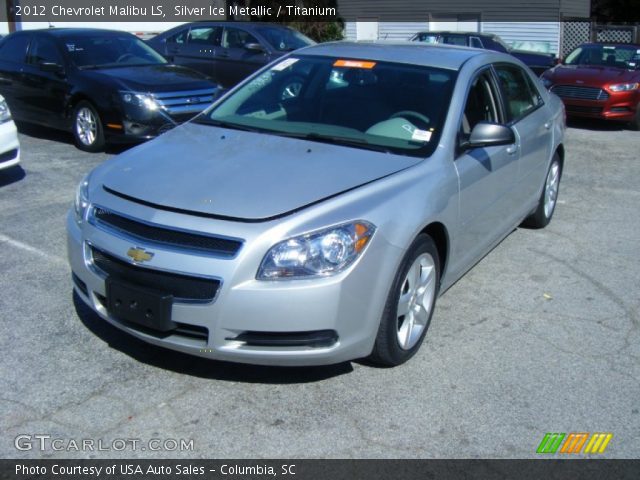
<box><xmin>94</xmin><ymin>123</ymin><xmax>421</xmax><ymax>221</ymax></box>
<box><xmin>82</xmin><ymin>64</ymin><xmax>215</xmax><ymax>92</ymax></box>
<box><xmin>545</xmin><ymin>65</ymin><xmax>640</xmax><ymax>86</ymax></box>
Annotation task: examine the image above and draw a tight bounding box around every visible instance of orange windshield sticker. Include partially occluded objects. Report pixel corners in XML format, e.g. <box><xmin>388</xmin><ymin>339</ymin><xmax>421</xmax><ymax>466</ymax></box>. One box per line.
<box><xmin>334</xmin><ymin>59</ymin><xmax>376</xmax><ymax>69</ymax></box>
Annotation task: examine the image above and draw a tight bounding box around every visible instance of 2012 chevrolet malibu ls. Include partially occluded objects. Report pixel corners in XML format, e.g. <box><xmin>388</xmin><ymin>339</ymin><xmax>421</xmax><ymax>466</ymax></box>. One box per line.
<box><xmin>67</xmin><ymin>42</ymin><xmax>566</xmax><ymax>367</ymax></box>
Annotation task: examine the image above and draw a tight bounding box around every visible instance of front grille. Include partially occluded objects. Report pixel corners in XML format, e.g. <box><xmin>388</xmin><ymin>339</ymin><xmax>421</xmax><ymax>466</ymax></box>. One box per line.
<box><xmin>551</xmin><ymin>85</ymin><xmax>610</xmax><ymax>100</ymax></box>
<box><xmin>91</xmin><ymin>247</ymin><xmax>220</xmax><ymax>302</ymax></box>
<box><xmin>565</xmin><ymin>105</ymin><xmax>604</xmax><ymax>114</ymax></box>
<box><xmin>152</xmin><ymin>88</ymin><xmax>217</xmax><ymax>116</ymax></box>
<box><xmin>92</xmin><ymin>208</ymin><xmax>242</xmax><ymax>257</ymax></box>
<box><xmin>0</xmin><ymin>148</ymin><xmax>18</xmax><ymax>163</ymax></box>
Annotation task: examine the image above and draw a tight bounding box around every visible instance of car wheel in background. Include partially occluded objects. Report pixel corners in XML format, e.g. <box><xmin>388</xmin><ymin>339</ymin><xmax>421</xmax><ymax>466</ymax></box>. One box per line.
<box><xmin>72</xmin><ymin>101</ymin><xmax>105</xmax><ymax>152</ymax></box>
<box><xmin>369</xmin><ymin>234</ymin><xmax>440</xmax><ymax>366</ymax></box>
<box><xmin>630</xmin><ymin>104</ymin><xmax>640</xmax><ymax>131</ymax></box>
<box><xmin>523</xmin><ymin>153</ymin><xmax>562</xmax><ymax>229</ymax></box>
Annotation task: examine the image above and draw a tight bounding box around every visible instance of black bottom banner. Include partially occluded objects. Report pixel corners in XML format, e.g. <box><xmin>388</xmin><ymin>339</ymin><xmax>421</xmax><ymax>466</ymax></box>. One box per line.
<box><xmin>1</xmin><ymin>460</ymin><xmax>639</xmax><ymax>480</ymax></box>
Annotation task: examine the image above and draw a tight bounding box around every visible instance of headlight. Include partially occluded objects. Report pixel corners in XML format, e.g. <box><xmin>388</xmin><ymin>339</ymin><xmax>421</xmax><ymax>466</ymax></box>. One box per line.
<box><xmin>74</xmin><ymin>175</ymin><xmax>90</xmax><ymax>222</ymax></box>
<box><xmin>119</xmin><ymin>91</ymin><xmax>160</xmax><ymax>110</ymax></box>
<box><xmin>0</xmin><ymin>98</ymin><xmax>12</xmax><ymax>123</ymax></box>
<box><xmin>609</xmin><ymin>83</ymin><xmax>639</xmax><ymax>92</ymax></box>
<box><xmin>257</xmin><ymin>221</ymin><xmax>376</xmax><ymax>280</ymax></box>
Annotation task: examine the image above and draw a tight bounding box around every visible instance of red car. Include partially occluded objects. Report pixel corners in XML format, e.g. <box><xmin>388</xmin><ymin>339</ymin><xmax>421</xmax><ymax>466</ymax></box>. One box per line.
<box><xmin>541</xmin><ymin>43</ymin><xmax>640</xmax><ymax>129</ymax></box>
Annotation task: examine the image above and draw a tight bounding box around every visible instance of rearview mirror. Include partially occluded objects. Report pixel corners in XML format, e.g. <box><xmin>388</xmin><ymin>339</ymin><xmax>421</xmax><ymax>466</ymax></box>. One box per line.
<box><xmin>39</xmin><ymin>62</ymin><xmax>64</xmax><ymax>75</ymax></box>
<box><xmin>245</xmin><ymin>42</ymin><xmax>265</xmax><ymax>53</ymax></box>
<box><xmin>465</xmin><ymin>122</ymin><xmax>515</xmax><ymax>149</ymax></box>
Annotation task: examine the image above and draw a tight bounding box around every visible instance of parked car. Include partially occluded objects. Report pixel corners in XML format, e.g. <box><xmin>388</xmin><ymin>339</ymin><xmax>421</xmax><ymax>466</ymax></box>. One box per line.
<box><xmin>0</xmin><ymin>94</ymin><xmax>20</xmax><ymax>171</ymax></box>
<box><xmin>67</xmin><ymin>42</ymin><xmax>565</xmax><ymax>367</ymax></box>
<box><xmin>146</xmin><ymin>22</ymin><xmax>315</xmax><ymax>87</ymax></box>
<box><xmin>541</xmin><ymin>43</ymin><xmax>640</xmax><ymax>130</ymax></box>
<box><xmin>410</xmin><ymin>31</ymin><xmax>557</xmax><ymax>75</ymax></box>
<box><xmin>0</xmin><ymin>28</ymin><xmax>220</xmax><ymax>152</ymax></box>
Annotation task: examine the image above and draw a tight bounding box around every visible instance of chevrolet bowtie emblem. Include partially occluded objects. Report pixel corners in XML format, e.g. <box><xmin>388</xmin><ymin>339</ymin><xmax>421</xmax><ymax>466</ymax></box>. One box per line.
<box><xmin>126</xmin><ymin>247</ymin><xmax>154</xmax><ymax>263</ymax></box>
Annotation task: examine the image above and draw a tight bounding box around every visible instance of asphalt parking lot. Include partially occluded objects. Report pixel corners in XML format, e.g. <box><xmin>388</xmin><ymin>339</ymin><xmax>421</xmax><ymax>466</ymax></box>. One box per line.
<box><xmin>1</xmin><ymin>120</ymin><xmax>639</xmax><ymax>459</ymax></box>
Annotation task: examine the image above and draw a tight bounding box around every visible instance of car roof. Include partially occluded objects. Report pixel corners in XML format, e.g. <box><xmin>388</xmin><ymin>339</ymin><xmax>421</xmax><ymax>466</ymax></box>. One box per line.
<box><xmin>169</xmin><ymin>21</ymin><xmax>293</xmax><ymax>30</ymax></box>
<box><xmin>579</xmin><ymin>42</ymin><xmax>640</xmax><ymax>48</ymax></box>
<box><xmin>29</xmin><ymin>28</ymin><xmax>133</xmax><ymax>37</ymax></box>
<box><xmin>415</xmin><ymin>31</ymin><xmax>493</xmax><ymax>37</ymax></box>
<box><xmin>299</xmin><ymin>41</ymin><xmax>488</xmax><ymax>71</ymax></box>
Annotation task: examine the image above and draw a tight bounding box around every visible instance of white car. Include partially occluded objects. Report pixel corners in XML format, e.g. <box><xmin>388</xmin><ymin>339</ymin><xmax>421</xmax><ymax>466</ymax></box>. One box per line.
<box><xmin>0</xmin><ymin>95</ymin><xmax>20</xmax><ymax>171</ymax></box>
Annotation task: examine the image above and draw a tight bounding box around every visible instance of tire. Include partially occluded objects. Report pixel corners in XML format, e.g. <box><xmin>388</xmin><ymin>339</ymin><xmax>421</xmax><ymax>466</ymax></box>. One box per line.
<box><xmin>72</xmin><ymin>101</ymin><xmax>105</xmax><ymax>152</ymax></box>
<box><xmin>630</xmin><ymin>105</ymin><xmax>640</xmax><ymax>131</ymax></box>
<box><xmin>369</xmin><ymin>234</ymin><xmax>441</xmax><ymax>367</ymax></box>
<box><xmin>522</xmin><ymin>154</ymin><xmax>562</xmax><ymax>229</ymax></box>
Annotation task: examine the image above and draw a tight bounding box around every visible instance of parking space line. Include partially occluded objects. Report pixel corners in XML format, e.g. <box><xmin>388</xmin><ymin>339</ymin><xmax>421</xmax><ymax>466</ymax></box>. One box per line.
<box><xmin>0</xmin><ymin>233</ymin><xmax>67</xmax><ymax>266</ymax></box>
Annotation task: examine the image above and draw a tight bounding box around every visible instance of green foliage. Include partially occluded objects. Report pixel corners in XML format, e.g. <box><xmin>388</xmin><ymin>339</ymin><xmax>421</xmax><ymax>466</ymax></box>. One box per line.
<box><xmin>285</xmin><ymin>21</ymin><xmax>345</xmax><ymax>43</ymax></box>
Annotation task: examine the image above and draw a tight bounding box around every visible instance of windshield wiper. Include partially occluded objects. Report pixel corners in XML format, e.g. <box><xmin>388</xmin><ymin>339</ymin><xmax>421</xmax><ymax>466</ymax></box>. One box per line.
<box><xmin>273</xmin><ymin>131</ymin><xmax>393</xmax><ymax>154</ymax></box>
<box><xmin>191</xmin><ymin>117</ymin><xmax>264</xmax><ymax>133</ymax></box>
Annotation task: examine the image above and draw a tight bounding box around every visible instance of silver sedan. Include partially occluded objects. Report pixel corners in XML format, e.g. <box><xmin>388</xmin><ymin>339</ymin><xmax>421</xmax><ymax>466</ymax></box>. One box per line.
<box><xmin>67</xmin><ymin>42</ymin><xmax>565</xmax><ymax>366</ymax></box>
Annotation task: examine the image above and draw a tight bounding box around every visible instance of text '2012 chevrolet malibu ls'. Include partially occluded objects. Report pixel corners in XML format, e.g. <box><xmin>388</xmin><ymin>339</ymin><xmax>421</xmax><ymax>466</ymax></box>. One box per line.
<box><xmin>67</xmin><ymin>42</ymin><xmax>566</xmax><ymax>367</ymax></box>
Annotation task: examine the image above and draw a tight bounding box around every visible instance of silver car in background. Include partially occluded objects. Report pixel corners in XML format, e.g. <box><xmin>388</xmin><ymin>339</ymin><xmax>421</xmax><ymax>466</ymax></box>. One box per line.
<box><xmin>67</xmin><ymin>42</ymin><xmax>565</xmax><ymax>367</ymax></box>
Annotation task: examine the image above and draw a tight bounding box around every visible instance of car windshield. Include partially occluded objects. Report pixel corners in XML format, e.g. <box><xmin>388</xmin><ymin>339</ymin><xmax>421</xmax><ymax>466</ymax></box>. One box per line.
<box><xmin>199</xmin><ymin>55</ymin><xmax>456</xmax><ymax>158</ymax></box>
<box><xmin>255</xmin><ymin>27</ymin><xmax>314</xmax><ymax>52</ymax></box>
<box><xmin>62</xmin><ymin>34</ymin><xmax>167</xmax><ymax>69</ymax></box>
<box><xmin>564</xmin><ymin>44</ymin><xmax>640</xmax><ymax>69</ymax></box>
<box><xmin>412</xmin><ymin>33</ymin><xmax>439</xmax><ymax>44</ymax></box>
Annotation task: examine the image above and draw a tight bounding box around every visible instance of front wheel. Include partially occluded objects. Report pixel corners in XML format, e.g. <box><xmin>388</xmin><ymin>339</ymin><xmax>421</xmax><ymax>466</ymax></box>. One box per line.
<box><xmin>72</xmin><ymin>101</ymin><xmax>105</xmax><ymax>152</ymax></box>
<box><xmin>630</xmin><ymin>104</ymin><xmax>640</xmax><ymax>131</ymax></box>
<box><xmin>522</xmin><ymin>154</ymin><xmax>562</xmax><ymax>229</ymax></box>
<box><xmin>369</xmin><ymin>234</ymin><xmax>440</xmax><ymax>367</ymax></box>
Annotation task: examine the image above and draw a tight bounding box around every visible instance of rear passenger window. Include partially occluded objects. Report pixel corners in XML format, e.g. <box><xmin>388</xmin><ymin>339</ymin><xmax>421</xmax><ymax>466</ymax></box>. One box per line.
<box><xmin>0</xmin><ymin>35</ymin><xmax>31</xmax><ymax>64</ymax></box>
<box><xmin>494</xmin><ymin>64</ymin><xmax>541</xmax><ymax>121</ymax></box>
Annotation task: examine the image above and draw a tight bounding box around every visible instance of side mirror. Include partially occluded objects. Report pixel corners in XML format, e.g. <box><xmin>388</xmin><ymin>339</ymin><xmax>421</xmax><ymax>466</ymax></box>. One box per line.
<box><xmin>39</xmin><ymin>62</ymin><xmax>64</xmax><ymax>75</ymax></box>
<box><xmin>244</xmin><ymin>42</ymin><xmax>265</xmax><ymax>53</ymax></box>
<box><xmin>464</xmin><ymin>122</ymin><xmax>515</xmax><ymax>149</ymax></box>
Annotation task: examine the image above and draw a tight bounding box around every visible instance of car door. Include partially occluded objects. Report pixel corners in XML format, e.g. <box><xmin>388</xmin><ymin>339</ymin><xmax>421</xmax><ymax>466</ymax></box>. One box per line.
<box><xmin>20</xmin><ymin>34</ymin><xmax>69</xmax><ymax>125</ymax></box>
<box><xmin>216</xmin><ymin>26</ymin><xmax>270</xmax><ymax>87</ymax></box>
<box><xmin>0</xmin><ymin>33</ymin><xmax>32</xmax><ymax>120</ymax></box>
<box><xmin>167</xmin><ymin>25</ymin><xmax>222</xmax><ymax>78</ymax></box>
<box><xmin>453</xmin><ymin>68</ymin><xmax>521</xmax><ymax>271</ymax></box>
<box><xmin>493</xmin><ymin>63</ymin><xmax>552</xmax><ymax>208</ymax></box>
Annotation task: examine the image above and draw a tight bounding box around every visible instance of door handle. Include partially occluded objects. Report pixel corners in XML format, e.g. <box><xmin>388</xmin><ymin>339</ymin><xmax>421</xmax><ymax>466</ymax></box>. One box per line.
<box><xmin>506</xmin><ymin>144</ymin><xmax>518</xmax><ymax>155</ymax></box>
<box><xmin>544</xmin><ymin>122</ymin><xmax>552</xmax><ymax>130</ymax></box>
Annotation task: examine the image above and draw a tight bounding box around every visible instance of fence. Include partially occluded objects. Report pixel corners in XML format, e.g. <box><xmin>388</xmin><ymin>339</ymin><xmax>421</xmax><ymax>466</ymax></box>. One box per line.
<box><xmin>560</xmin><ymin>20</ymin><xmax>639</xmax><ymax>58</ymax></box>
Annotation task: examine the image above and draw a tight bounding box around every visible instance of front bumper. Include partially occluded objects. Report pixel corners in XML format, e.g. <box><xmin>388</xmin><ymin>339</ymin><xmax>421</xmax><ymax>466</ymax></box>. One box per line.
<box><xmin>0</xmin><ymin>120</ymin><xmax>20</xmax><ymax>171</ymax></box>
<box><xmin>66</xmin><ymin>208</ymin><xmax>400</xmax><ymax>366</ymax></box>
<box><xmin>559</xmin><ymin>90</ymin><xmax>639</xmax><ymax>122</ymax></box>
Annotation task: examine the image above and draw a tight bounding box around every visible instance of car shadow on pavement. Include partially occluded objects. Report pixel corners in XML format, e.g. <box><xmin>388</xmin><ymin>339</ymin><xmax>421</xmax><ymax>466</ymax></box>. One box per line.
<box><xmin>566</xmin><ymin>118</ymin><xmax>631</xmax><ymax>131</ymax></box>
<box><xmin>73</xmin><ymin>291</ymin><xmax>354</xmax><ymax>383</ymax></box>
<box><xmin>0</xmin><ymin>165</ymin><xmax>25</xmax><ymax>187</ymax></box>
<box><xmin>16</xmin><ymin>122</ymin><xmax>133</xmax><ymax>155</ymax></box>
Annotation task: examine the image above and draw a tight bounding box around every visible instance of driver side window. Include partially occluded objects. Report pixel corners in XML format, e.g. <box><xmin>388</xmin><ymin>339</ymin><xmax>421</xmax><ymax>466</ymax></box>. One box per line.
<box><xmin>460</xmin><ymin>71</ymin><xmax>500</xmax><ymax>137</ymax></box>
<box><xmin>27</xmin><ymin>37</ymin><xmax>63</xmax><ymax>66</ymax></box>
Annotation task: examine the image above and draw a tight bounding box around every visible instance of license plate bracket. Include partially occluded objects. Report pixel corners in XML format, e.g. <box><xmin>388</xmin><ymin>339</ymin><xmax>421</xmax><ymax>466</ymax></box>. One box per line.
<box><xmin>106</xmin><ymin>279</ymin><xmax>174</xmax><ymax>332</ymax></box>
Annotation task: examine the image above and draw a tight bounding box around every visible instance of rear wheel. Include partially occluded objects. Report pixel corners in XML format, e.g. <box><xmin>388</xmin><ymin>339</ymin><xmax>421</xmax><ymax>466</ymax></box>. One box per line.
<box><xmin>72</xmin><ymin>101</ymin><xmax>105</xmax><ymax>152</ymax></box>
<box><xmin>522</xmin><ymin>153</ymin><xmax>562</xmax><ymax>229</ymax></box>
<box><xmin>369</xmin><ymin>234</ymin><xmax>440</xmax><ymax>367</ymax></box>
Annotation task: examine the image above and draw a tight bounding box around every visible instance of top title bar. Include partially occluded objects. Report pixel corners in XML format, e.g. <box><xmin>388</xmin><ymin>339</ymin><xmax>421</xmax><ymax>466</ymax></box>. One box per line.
<box><xmin>0</xmin><ymin>0</ymin><xmax>616</xmax><ymax>23</ymax></box>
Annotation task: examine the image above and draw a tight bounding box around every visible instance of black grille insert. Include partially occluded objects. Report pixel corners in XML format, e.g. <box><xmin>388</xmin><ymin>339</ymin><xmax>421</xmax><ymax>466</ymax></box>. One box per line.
<box><xmin>231</xmin><ymin>330</ymin><xmax>338</xmax><ymax>348</ymax></box>
<box><xmin>91</xmin><ymin>247</ymin><xmax>220</xmax><ymax>302</ymax></box>
<box><xmin>93</xmin><ymin>208</ymin><xmax>242</xmax><ymax>257</ymax></box>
